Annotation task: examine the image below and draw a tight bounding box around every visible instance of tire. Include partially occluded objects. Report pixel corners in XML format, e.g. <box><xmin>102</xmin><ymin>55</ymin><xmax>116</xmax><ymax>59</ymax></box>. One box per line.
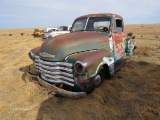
<box><xmin>86</xmin><ymin>69</ymin><xmax>105</xmax><ymax>94</ymax></box>
<box><xmin>93</xmin><ymin>69</ymin><xmax>105</xmax><ymax>87</ymax></box>
<box><xmin>133</xmin><ymin>46</ymin><xmax>137</xmax><ymax>54</ymax></box>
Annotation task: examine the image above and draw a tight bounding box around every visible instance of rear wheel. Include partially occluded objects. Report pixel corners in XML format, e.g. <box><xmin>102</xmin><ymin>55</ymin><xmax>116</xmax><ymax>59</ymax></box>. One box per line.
<box><xmin>133</xmin><ymin>46</ymin><xmax>137</xmax><ymax>54</ymax></box>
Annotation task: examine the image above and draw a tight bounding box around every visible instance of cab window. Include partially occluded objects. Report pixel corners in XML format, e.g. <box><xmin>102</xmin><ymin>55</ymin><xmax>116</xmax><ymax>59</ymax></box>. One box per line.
<box><xmin>114</xmin><ymin>19</ymin><xmax>123</xmax><ymax>33</ymax></box>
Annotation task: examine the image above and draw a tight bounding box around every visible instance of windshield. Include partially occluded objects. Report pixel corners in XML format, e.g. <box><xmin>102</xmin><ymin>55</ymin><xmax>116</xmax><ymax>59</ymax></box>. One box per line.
<box><xmin>71</xmin><ymin>18</ymin><xmax>87</xmax><ymax>32</ymax></box>
<box><xmin>71</xmin><ymin>17</ymin><xmax>111</xmax><ymax>33</ymax></box>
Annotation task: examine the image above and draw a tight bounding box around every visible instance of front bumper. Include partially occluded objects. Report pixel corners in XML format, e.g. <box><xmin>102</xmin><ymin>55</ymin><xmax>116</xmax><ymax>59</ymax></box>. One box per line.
<box><xmin>26</xmin><ymin>66</ymin><xmax>87</xmax><ymax>98</ymax></box>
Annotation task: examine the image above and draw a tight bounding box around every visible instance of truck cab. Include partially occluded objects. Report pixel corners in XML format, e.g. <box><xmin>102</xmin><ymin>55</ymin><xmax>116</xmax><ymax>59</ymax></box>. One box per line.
<box><xmin>50</xmin><ymin>26</ymin><xmax>71</xmax><ymax>38</ymax></box>
<box><xmin>42</xmin><ymin>26</ymin><xmax>71</xmax><ymax>39</ymax></box>
<box><xmin>71</xmin><ymin>14</ymin><xmax>127</xmax><ymax>62</ymax></box>
<box><xmin>33</xmin><ymin>29</ymin><xmax>44</xmax><ymax>37</ymax></box>
<box><xmin>28</xmin><ymin>13</ymin><xmax>136</xmax><ymax>97</ymax></box>
<box><xmin>41</xmin><ymin>28</ymin><xmax>58</xmax><ymax>39</ymax></box>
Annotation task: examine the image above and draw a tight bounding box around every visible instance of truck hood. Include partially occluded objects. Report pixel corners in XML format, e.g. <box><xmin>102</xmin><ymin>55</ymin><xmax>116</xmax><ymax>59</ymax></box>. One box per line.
<box><xmin>39</xmin><ymin>32</ymin><xmax>109</xmax><ymax>61</ymax></box>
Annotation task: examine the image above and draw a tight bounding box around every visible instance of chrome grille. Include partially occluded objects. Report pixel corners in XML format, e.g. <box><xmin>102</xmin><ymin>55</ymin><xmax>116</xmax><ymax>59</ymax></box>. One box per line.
<box><xmin>34</xmin><ymin>56</ymin><xmax>74</xmax><ymax>86</ymax></box>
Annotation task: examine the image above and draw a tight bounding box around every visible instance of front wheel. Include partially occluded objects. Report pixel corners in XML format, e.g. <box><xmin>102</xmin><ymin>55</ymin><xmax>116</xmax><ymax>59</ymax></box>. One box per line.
<box><xmin>93</xmin><ymin>69</ymin><xmax>105</xmax><ymax>87</ymax></box>
<box><xmin>85</xmin><ymin>69</ymin><xmax>105</xmax><ymax>94</ymax></box>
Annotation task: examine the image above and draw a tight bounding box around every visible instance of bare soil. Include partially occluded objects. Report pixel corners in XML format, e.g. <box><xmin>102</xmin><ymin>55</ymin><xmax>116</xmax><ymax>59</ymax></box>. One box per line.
<box><xmin>0</xmin><ymin>26</ymin><xmax>160</xmax><ymax>120</ymax></box>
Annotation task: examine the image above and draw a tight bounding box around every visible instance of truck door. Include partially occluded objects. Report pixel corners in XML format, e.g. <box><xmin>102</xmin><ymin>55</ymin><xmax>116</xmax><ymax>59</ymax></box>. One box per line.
<box><xmin>112</xmin><ymin>18</ymin><xmax>126</xmax><ymax>61</ymax></box>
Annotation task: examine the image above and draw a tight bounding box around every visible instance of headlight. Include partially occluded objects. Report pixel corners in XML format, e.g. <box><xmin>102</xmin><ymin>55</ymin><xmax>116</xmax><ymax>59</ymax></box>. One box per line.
<box><xmin>74</xmin><ymin>61</ymin><xmax>85</xmax><ymax>74</ymax></box>
<box><xmin>28</xmin><ymin>51</ymin><xmax>35</xmax><ymax>60</ymax></box>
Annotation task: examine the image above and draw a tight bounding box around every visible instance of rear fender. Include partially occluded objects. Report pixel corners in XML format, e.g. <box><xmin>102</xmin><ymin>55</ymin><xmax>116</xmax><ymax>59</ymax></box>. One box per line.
<box><xmin>125</xmin><ymin>36</ymin><xmax>136</xmax><ymax>56</ymax></box>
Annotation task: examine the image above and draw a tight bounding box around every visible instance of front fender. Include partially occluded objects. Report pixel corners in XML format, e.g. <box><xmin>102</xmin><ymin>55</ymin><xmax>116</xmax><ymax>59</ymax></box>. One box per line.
<box><xmin>65</xmin><ymin>49</ymin><xmax>114</xmax><ymax>78</ymax></box>
<box><xmin>29</xmin><ymin>47</ymin><xmax>40</xmax><ymax>60</ymax></box>
<box><xmin>30</xmin><ymin>47</ymin><xmax>40</xmax><ymax>55</ymax></box>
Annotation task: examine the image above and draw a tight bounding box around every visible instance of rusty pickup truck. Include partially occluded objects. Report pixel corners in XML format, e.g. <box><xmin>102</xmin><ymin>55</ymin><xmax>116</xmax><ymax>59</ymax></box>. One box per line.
<box><xmin>28</xmin><ymin>13</ymin><xmax>136</xmax><ymax>98</ymax></box>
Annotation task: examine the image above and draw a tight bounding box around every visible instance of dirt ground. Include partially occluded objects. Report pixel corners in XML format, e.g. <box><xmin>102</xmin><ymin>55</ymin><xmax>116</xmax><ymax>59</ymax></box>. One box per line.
<box><xmin>0</xmin><ymin>26</ymin><xmax>160</xmax><ymax>120</ymax></box>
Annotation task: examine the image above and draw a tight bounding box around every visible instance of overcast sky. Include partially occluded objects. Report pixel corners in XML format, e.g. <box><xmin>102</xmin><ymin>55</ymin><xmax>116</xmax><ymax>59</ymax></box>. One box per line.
<box><xmin>0</xmin><ymin>0</ymin><xmax>160</xmax><ymax>28</ymax></box>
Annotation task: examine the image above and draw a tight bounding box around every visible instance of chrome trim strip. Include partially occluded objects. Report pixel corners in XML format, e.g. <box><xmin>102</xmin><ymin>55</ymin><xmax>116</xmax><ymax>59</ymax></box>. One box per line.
<box><xmin>40</xmin><ymin>52</ymin><xmax>55</xmax><ymax>58</ymax></box>
<box><xmin>29</xmin><ymin>51</ymin><xmax>34</xmax><ymax>56</ymax></box>
<box><xmin>38</xmin><ymin>67</ymin><xmax>73</xmax><ymax>77</ymax></box>
<box><xmin>34</xmin><ymin>55</ymin><xmax>39</xmax><ymax>59</ymax></box>
<box><xmin>35</xmin><ymin>59</ymin><xmax>72</xmax><ymax>67</ymax></box>
<box><xmin>35</xmin><ymin>63</ymin><xmax>73</xmax><ymax>72</ymax></box>
<box><xmin>41</xmin><ymin>74</ymin><xmax>74</xmax><ymax>86</ymax></box>
<box><xmin>42</xmin><ymin>73</ymin><xmax>74</xmax><ymax>82</ymax></box>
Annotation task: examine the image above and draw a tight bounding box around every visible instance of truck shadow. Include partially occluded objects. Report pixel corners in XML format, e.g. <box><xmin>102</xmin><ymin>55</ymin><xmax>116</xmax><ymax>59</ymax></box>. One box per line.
<box><xmin>35</xmin><ymin>60</ymin><xmax>160</xmax><ymax>120</ymax></box>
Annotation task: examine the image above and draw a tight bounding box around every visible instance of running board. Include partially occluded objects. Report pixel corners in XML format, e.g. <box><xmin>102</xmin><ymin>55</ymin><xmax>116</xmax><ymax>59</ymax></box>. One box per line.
<box><xmin>114</xmin><ymin>58</ymin><xmax>127</xmax><ymax>72</ymax></box>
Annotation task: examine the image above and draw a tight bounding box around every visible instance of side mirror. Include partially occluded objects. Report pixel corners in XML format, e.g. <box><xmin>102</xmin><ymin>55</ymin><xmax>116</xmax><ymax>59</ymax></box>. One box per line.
<box><xmin>132</xmin><ymin>36</ymin><xmax>135</xmax><ymax>39</ymax></box>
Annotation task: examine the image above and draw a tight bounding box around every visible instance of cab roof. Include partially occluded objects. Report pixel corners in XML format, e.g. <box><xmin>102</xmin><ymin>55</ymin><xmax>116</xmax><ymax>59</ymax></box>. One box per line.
<box><xmin>76</xmin><ymin>13</ymin><xmax>123</xmax><ymax>20</ymax></box>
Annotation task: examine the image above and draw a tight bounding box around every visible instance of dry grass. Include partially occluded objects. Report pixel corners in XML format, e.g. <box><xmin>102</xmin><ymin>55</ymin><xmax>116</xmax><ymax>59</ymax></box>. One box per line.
<box><xmin>135</xmin><ymin>40</ymin><xmax>160</xmax><ymax>56</ymax></box>
<box><xmin>0</xmin><ymin>28</ymin><xmax>35</xmax><ymax>36</ymax></box>
<box><xmin>125</xmin><ymin>24</ymin><xmax>160</xmax><ymax>40</ymax></box>
<box><xmin>125</xmin><ymin>24</ymin><xmax>160</xmax><ymax>35</ymax></box>
<box><xmin>0</xmin><ymin>25</ymin><xmax>160</xmax><ymax>120</ymax></box>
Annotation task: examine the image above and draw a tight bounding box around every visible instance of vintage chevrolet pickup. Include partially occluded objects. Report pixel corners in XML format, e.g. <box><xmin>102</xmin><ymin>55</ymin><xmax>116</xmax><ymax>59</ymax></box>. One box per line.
<box><xmin>28</xmin><ymin>13</ymin><xmax>136</xmax><ymax>98</ymax></box>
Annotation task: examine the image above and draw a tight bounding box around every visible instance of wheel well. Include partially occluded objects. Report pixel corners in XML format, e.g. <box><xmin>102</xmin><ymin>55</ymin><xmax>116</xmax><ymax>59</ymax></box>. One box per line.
<box><xmin>102</xmin><ymin>64</ymin><xmax>111</xmax><ymax>78</ymax></box>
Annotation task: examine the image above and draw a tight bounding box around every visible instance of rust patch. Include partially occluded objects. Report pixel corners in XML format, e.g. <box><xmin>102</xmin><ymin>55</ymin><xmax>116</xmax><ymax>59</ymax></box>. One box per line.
<box><xmin>68</xmin><ymin>49</ymin><xmax>113</xmax><ymax>77</ymax></box>
<box><xmin>76</xmin><ymin>13</ymin><xmax>122</xmax><ymax>20</ymax></box>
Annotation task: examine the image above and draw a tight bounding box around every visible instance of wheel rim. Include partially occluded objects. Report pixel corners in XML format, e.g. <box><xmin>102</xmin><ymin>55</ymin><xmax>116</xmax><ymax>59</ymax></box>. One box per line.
<box><xmin>93</xmin><ymin>74</ymin><xmax>102</xmax><ymax>87</ymax></box>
